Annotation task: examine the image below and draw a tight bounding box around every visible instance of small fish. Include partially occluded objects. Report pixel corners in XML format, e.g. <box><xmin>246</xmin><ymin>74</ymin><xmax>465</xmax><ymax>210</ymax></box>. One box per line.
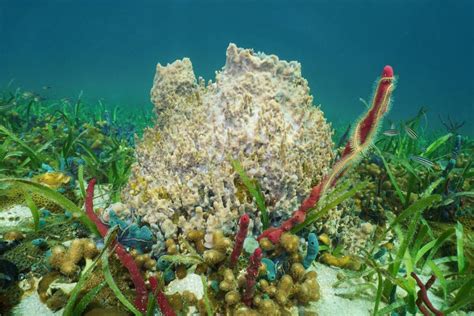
<box><xmin>410</xmin><ymin>155</ymin><xmax>435</xmax><ymax>168</ymax></box>
<box><xmin>42</xmin><ymin>86</ymin><xmax>51</xmax><ymax>90</ymax></box>
<box><xmin>21</xmin><ymin>91</ymin><xmax>35</xmax><ymax>99</ymax></box>
<box><xmin>404</xmin><ymin>125</ymin><xmax>418</xmax><ymax>140</ymax></box>
<box><xmin>33</xmin><ymin>96</ymin><xmax>45</xmax><ymax>102</ymax></box>
<box><xmin>383</xmin><ymin>129</ymin><xmax>399</xmax><ymax>137</ymax></box>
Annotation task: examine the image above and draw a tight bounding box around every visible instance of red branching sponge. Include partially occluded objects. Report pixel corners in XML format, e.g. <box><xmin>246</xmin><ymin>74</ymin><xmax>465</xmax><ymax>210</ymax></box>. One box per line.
<box><xmin>149</xmin><ymin>276</ymin><xmax>177</xmax><ymax>316</ymax></box>
<box><xmin>85</xmin><ymin>179</ymin><xmax>148</xmax><ymax>313</ymax></box>
<box><xmin>229</xmin><ymin>213</ymin><xmax>250</xmax><ymax>268</ymax></box>
<box><xmin>411</xmin><ymin>272</ymin><xmax>444</xmax><ymax>316</ymax></box>
<box><xmin>357</xmin><ymin>65</ymin><xmax>394</xmax><ymax>145</ymax></box>
<box><xmin>242</xmin><ymin>247</ymin><xmax>263</xmax><ymax>306</ymax></box>
<box><xmin>85</xmin><ymin>178</ymin><xmax>108</xmax><ymax>236</ymax></box>
<box><xmin>258</xmin><ymin>65</ymin><xmax>395</xmax><ymax>245</ymax></box>
<box><xmin>114</xmin><ymin>245</ymin><xmax>149</xmax><ymax>311</ymax></box>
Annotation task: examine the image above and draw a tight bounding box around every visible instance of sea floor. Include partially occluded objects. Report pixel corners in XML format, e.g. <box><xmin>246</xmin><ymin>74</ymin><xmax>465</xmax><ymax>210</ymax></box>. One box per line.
<box><xmin>1</xmin><ymin>85</ymin><xmax>473</xmax><ymax>315</ymax></box>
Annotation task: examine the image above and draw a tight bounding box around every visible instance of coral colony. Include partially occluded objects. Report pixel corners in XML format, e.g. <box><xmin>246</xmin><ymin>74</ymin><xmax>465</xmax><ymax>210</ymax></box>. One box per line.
<box><xmin>1</xmin><ymin>44</ymin><xmax>472</xmax><ymax>315</ymax></box>
<box><xmin>83</xmin><ymin>46</ymin><xmax>395</xmax><ymax>314</ymax></box>
<box><xmin>122</xmin><ymin>44</ymin><xmax>335</xmax><ymax>240</ymax></box>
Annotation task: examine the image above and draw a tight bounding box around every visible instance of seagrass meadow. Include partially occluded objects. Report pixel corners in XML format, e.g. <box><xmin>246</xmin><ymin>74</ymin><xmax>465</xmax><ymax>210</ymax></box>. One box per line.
<box><xmin>0</xmin><ymin>43</ymin><xmax>472</xmax><ymax>316</ymax></box>
<box><xmin>1</xmin><ymin>1</ymin><xmax>474</xmax><ymax>315</ymax></box>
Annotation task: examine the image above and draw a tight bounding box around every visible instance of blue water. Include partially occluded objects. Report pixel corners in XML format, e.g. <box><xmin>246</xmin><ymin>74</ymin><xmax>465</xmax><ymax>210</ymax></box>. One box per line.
<box><xmin>1</xmin><ymin>0</ymin><xmax>472</xmax><ymax>134</ymax></box>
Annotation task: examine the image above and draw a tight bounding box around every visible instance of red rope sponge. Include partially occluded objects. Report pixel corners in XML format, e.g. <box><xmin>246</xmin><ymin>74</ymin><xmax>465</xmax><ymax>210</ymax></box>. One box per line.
<box><xmin>411</xmin><ymin>272</ymin><xmax>444</xmax><ymax>316</ymax></box>
<box><xmin>242</xmin><ymin>247</ymin><xmax>263</xmax><ymax>306</ymax></box>
<box><xmin>229</xmin><ymin>213</ymin><xmax>250</xmax><ymax>268</ymax></box>
<box><xmin>149</xmin><ymin>276</ymin><xmax>177</xmax><ymax>316</ymax></box>
<box><xmin>85</xmin><ymin>178</ymin><xmax>108</xmax><ymax>236</ymax></box>
<box><xmin>85</xmin><ymin>179</ymin><xmax>148</xmax><ymax>313</ymax></box>
<box><xmin>258</xmin><ymin>65</ymin><xmax>395</xmax><ymax>245</ymax></box>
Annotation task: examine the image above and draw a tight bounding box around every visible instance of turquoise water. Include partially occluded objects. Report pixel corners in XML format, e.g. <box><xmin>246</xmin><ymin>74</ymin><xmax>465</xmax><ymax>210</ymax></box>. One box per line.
<box><xmin>0</xmin><ymin>0</ymin><xmax>472</xmax><ymax>134</ymax></box>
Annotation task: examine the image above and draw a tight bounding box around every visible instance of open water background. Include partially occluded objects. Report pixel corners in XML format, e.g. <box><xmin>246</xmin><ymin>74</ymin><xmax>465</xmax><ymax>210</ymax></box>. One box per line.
<box><xmin>1</xmin><ymin>0</ymin><xmax>472</xmax><ymax>134</ymax></box>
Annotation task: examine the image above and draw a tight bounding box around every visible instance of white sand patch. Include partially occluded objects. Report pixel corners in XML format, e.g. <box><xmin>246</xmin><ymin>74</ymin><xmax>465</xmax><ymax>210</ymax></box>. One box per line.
<box><xmin>11</xmin><ymin>291</ymin><xmax>63</xmax><ymax>316</ymax></box>
<box><xmin>166</xmin><ymin>273</ymin><xmax>204</xmax><ymax>300</ymax></box>
<box><xmin>310</xmin><ymin>262</ymin><xmax>375</xmax><ymax>315</ymax></box>
<box><xmin>0</xmin><ymin>205</ymin><xmax>32</xmax><ymax>228</ymax></box>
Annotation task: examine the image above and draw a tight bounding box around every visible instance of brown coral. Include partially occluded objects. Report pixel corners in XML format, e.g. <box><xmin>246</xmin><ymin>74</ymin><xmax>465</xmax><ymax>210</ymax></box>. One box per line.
<box><xmin>121</xmin><ymin>44</ymin><xmax>334</xmax><ymax>239</ymax></box>
<box><xmin>49</xmin><ymin>238</ymin><xmax>98</xmax><ymax>276</ymax></box>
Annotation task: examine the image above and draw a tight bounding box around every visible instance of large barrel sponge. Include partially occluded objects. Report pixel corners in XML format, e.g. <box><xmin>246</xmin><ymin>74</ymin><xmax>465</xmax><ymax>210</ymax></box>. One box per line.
<box><xmin>121</xmin><ymin>44</ymin><xmax>334</xmax><ymax>239</ymax></box>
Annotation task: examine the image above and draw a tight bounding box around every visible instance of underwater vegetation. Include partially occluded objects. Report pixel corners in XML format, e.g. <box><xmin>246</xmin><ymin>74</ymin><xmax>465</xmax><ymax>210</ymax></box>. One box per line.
<box><xmin>0</xmin><ymin>44</ymin><xmax>473</xmax><ymax>316</ymax></box>
<box><xmin>0</xmin><ymin>87</ymin><xmax>152</xmax><ymax>205</ymax></box>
